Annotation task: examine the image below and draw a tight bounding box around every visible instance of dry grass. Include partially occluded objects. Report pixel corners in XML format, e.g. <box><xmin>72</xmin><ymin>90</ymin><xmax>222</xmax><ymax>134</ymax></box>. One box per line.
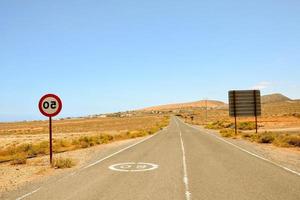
<box><xmin>220</xmin><ymin>129</ymin><xmax>236</xmax><ymax>138</ymax></box>
<box><xmin>0</xmin><ymin>115</ymin><xmax>168</xmax><ymax>136</ymax></box>
<box><xmin>10</xmin><ymin>153</ymin><xmax>27</xmax><ymax>165</ymax></box>
<box><xmin>273</xmin><ymin>134</ymin><xmax>300</xmax><ymax>147</ymax></box>
<box><xmin>182</xmin><ymin>101</ymin><xmax>300</xmax><ymax>129</ymax></box>
<box><xmin>0</xmin><ymin>115</ymin><xmax>170</xmax><ymax>163</ymax></box>
<box><xmin>205</xmin><ymin>120</ymin><xmax>255</xmax><ymax>131</ymax></box>
<box><xmin>218</xmin><ymin>129</ymin><xmax>300</xmax><ymax>148</ymax></box>
<box><xmin>0</xmin><ymin>115</ymin><xmax>170</xmax><ymax>149</ymax></box>
<box><xmin>52</xmin><ymin>157</ymin><xmax>75</xmax><ymax>168</ymax></box>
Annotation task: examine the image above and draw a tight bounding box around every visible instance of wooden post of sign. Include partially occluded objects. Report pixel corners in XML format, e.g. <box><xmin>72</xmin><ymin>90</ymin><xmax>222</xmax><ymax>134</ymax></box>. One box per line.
<box><xmin>49</xmin><ymin>117</ymin><xmax>53</xmax><ymax>165</ymax></box>
<box><xmin>253</xmin><ymin>90</ymin><xmax>258</xmax><ymax>133</ymax></box>
<box><xmin>233</xmin><ymin>91</ymin><xmax>238</xmax><ymax>135</ymax></box>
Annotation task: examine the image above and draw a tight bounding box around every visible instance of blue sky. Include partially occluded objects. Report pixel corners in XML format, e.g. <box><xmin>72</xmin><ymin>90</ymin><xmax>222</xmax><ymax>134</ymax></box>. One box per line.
<box><xmin>1</xmin><ymin>0</ymin><xmax>300</xmax><ymax>121</ymax></box>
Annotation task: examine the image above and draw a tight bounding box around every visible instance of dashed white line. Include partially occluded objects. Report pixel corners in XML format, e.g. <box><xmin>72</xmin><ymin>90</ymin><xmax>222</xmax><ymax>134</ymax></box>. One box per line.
<box><xmin>175</xmin><ymin>119</ymin><xmax>192</xmax><ymax>200</ymax></box>
<box><xmin>179</xmin><ymin>118</ymin><xmax>300</xmax><ymax>177</ymax></box>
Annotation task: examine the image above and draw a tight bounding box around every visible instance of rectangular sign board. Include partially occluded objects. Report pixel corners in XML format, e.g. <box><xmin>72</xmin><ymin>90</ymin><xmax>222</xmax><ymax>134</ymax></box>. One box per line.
<box><xmin>229</xmin><ymin>90</ymin><xmax>261</xmax><ymax>117</ymax></box>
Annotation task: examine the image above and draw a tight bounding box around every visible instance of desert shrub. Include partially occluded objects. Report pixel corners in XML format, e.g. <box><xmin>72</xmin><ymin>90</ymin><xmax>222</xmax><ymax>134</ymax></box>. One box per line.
<box><xmin>100</xmin><ymin>134</ymin><xmax>114</xmax><ymax>144</ymax></box>
<box><xmin>10</xmin><ymin>153</ymin><xmax>27</xmax><ymax>165</ymax></box>
<box><xmin>238</xmin><ymin>122</ymin><xmax>256</xmax><ymax>130</ymax></box>
<box><xmin>148</xmin><ymin>127</ymin><xmax>160</xmax><ymax>135</ymax></box>
<box><xmin>52</xmin><ymin>157</ymin><xmax>75</xmax><ymax>168</ymax></box>
<box><xmin>220</xmin><ymin>129</ymin><xmax>236</xmax><ymax>138</ymax></box>
<box><xmin>241</xmin><ymin>133</ymin><xmax>252</xmax><ymax>139</ymax></box>
<box><xmin>273</xmin><ymin>134</ymin><xmax>300</xmax><ymax>147</ymax></box>
<box><xmin>127</xmin><ymin>131</ymin><xmax>144</xmax><ymax>138</ymax></box>
<box><xmin>292</xmin><ymin>113</ymin><xmax>300</xmax><ymax>118</ymax></box>
<box><xmin>205</xmin><ymin>121</ymin><xmax>233</xmax><ymax>130</ymax></box>
<box><xmin>255</xmin><ymin>132</ymin><xmax>276</xmax><ymax>144</ymax></box>
<box><xmin>71</xmin><ymin>139</ymin><xmax>80</xmax><ymax>146</ymax></box>
<box><xmin>37</xmin><ymin>141</ymin><xmax>49</xmax><ymax>154</ymax></box>
<box><xmin>54</xmin><ymin>139</ymin><xmax>70</xmax><ymax>148</ymax></box>
<box><xmin>78</xmin><ymin>136</ymin><xmax>93</xmax><ymax>148</ymax></box>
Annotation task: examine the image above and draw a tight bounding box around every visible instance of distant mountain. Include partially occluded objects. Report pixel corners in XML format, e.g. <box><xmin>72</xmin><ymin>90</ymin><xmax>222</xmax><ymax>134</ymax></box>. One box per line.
<box><xmin>143</xmin><ymin>100</ymin><xmax>225</xmax><ymax>111</ymax></box>
<box><xmin>261</xmin><ymin>93</ymin><xmax>291</xmax><ymax>104</ymax></box>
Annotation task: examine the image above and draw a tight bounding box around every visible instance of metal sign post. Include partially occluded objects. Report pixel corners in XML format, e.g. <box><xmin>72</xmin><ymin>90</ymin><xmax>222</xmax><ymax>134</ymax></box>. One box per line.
<box><xmin>49</xmin><ymin>116</ymin><xmax>53</xmax><ymax>163</ymax></box>
<box><xmin>39</xmin><ymin>94</ymin><xmax>62</xmax><ymax>165</ymax></box>
<box><xmin>229</xmin><ymin>90</ymin><xmax>261</xmax><ymax>134</ymax></box>
<box><xmin>232</xmin><ymin>91</ymin><xmax>237</xmax><ymax>135</ymax></box>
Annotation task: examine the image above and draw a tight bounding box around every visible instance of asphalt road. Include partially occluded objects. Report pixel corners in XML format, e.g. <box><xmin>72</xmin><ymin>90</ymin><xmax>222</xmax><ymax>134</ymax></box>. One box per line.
<box><xmin>5</xmin><ymin>117</ymin><xmax>300</xmax><ymax>200</ymax></box>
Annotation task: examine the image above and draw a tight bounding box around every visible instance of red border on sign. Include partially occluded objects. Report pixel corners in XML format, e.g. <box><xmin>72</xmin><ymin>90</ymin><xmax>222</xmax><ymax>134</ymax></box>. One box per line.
<box><xmin>38</xmin><ymin>94</ymin><xmax>62</xmax><ymax>117</ymax></box>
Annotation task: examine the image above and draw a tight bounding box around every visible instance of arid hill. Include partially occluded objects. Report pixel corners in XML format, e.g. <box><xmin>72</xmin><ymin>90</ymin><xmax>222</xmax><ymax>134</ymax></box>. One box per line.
<box><xmin>143</xmin><ymin>100</ymin><xmax>225</xmax><ymax>111</ymax></box>
<box><xmin>261</xmin><ymin>93</ymin><xmax>291</xmax><ymax>104</ymax></box>
<box><xmin>143</xmin><ymin>93</ymin><xmax>296</xmax><ymax>112</ymax></box>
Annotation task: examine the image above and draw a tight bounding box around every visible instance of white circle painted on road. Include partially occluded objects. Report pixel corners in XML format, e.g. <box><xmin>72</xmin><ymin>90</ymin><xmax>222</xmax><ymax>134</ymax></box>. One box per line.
<box><xmin>109</xmin><ymin>162</ymin><xmax>159</xmax><ymax>172</ymax></box>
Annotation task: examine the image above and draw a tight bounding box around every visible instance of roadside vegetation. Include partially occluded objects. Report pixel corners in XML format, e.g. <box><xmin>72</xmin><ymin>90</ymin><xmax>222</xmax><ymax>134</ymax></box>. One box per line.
<box><xmin>52</xmin><ymin>157</ymin><xmax>76</xmax><ymax>169</ymax></box>
<box><xmin>205</xmin><ymin>121</ymin><xmax>256</xmax><ymax>130</ymax></box>
<box><xmin>0</xmin><ymin>116</ymin><xmax>170</xmax><ymax>164</ymax></box>
<box><xmin>183</xmin><ymin>120</ymin><xmax>300</xmax><ymax>147</ymax></box>
<box><xmin>204</xmin><ymin>120</ymin><xmax>300</xmax><ymax>148</ymax></box>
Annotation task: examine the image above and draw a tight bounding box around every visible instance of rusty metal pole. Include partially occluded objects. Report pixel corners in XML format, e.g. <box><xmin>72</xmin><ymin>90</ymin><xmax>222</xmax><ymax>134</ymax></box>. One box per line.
<box><xmin>205</xmin><ymin>99</ymin><xmax>208</xmax><ymax>125</ymax></box>
<box><xmin>253</xmin><ymin>90</ymin><xmax>258</xmax><ymax>133</ymax></box>
<box><xmin>255</xmin><ymin>115</ymin><xmax>258</xmax><ymax>133</ymax></box>
<box><xmin>49</xmin><ymin>116</ymin><xmax>53</xmax><ymax>165</ymax></box>
<box><xmin>233</xmin><ymin>91</ymin><xmax>238</xmax><ymax>135</ymax></box>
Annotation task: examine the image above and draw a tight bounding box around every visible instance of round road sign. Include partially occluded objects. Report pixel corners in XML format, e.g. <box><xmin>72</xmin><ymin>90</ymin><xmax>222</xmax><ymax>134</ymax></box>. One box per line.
<box><xmin>39</xmin><ymin>94</ymin><xmax>62</xmax><ymax>117</ymax></box>
<box><xmin>109</xmin><ymin>162</ymin><xmax>158</xmax><ymax>172</ymax></box>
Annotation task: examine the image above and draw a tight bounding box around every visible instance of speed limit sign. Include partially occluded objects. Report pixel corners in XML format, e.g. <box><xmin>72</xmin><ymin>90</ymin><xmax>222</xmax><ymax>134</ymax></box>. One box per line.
<box><xmin>38</xmin><ymin>94</ymin><xmax>62</xmax><ymax>164</ymax></box>
<box><xmin>39</xmin><ymin>94</ymin><xmax>62</xmax><ymax>117</ymax></box>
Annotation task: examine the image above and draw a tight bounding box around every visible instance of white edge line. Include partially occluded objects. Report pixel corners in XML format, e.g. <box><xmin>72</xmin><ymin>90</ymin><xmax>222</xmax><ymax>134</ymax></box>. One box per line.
<box><xmin>175</xmin><ymin>119</ymin><xmax>192</xmax><ymax>200</ymax></box>
<box><xmin>177</xmin><ymin>117</ymin><xmax>300</xmax><ymax>177</ymax></box>
<box><xmin>15</xmin><ymin>130</ymin><xmax>162</xmax><ymax>200</ymax></box>
<box><xmin>83</xmin><ymin>132</ymin><xmax>160</xmax><ymax>169</ymax></box>
<box><xmin>15</xmin><ymin>188</ymin><xmax>41</xmax><ymax>200</ymax></box>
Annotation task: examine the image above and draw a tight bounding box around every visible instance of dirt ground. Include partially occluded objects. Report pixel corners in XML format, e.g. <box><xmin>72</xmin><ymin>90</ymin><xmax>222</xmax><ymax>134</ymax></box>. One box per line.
<box><xmin>0</xmin><ymin>115</ymin><xmax>168</xmax><ymax>148</ymax></box>
<box><xmin>182</xmin><ymin>109</ymin><xmax>300</xmax><ymax>131</ymax></box>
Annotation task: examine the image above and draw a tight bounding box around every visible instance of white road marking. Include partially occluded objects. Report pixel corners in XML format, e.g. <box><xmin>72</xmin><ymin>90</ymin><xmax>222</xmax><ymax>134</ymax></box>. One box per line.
<box><xmin>109</xmin><ymin>162</ymin><xmax>159</xmax><ymax>172</ymax></box>
<box><xmin>15</xmin><ymin>188</ymin><xmax>41</xmax><ymax>200</ymax></box>
<box><xmin>175</xmin><ymin>119</ymin><xmax>192</xmax><ymax>200</ymax></box>
<box><xmin>179</xmin><ymin>118</ymin><xmax>300</xmax><ymax>177</ymax></box>
<box><xmin>83</xmin><ymin>133</ymin><xmax>159</xmax><ymax>169</ymax></box>
<box><xmin>15</xmin><ymin>131</ymin><xmax>161</xmax><ymax>200</ymax></box>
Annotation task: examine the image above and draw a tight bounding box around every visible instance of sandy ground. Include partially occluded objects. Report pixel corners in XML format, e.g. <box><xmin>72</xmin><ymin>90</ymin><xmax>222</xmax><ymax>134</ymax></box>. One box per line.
<box><xmin>0</xmin><ymin>131</ymin><xmax>121</xmax><ymax>148</ymax></box>
<box><xmin>0</xmin><ymin>138</ymin><xmax>139</xmax><ymax>195</ymax></box>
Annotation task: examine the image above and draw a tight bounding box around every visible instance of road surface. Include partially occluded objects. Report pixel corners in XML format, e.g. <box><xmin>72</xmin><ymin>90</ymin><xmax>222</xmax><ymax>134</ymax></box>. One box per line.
<box><xmin>5</xmin><ymin>117</ymin><xmax>300</xmax><ymax>200</ymax></box>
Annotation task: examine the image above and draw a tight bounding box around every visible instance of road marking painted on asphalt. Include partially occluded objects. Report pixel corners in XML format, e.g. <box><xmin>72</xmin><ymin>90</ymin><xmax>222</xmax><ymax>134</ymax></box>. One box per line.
<box><xmin>175</xmin><ymin>119</ymin><xmax>192</xmax><ymax>200</ymax></box>
<box><xmin>179</xmin><ymin>118</ymin><xmax>300</xmax><ymax>177</ymax></box>
<box><xmin>109</xmin><ymin>162</ymin><xmax>159</xmax><ymax>172</ymax></box>
<box><xmin>15</xmin><ymin>188</ymin><xmax>41</xmax><ymax>200</ymax></box>
<box><xmin>83</xmin><ymin>133</ymin><xmax>159</xmax><ymax>169</ymax></box>
<box><xmin>15</xmin><ymin>131</ymin><xmax>161</xmax><ymax>200</ymax></box>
